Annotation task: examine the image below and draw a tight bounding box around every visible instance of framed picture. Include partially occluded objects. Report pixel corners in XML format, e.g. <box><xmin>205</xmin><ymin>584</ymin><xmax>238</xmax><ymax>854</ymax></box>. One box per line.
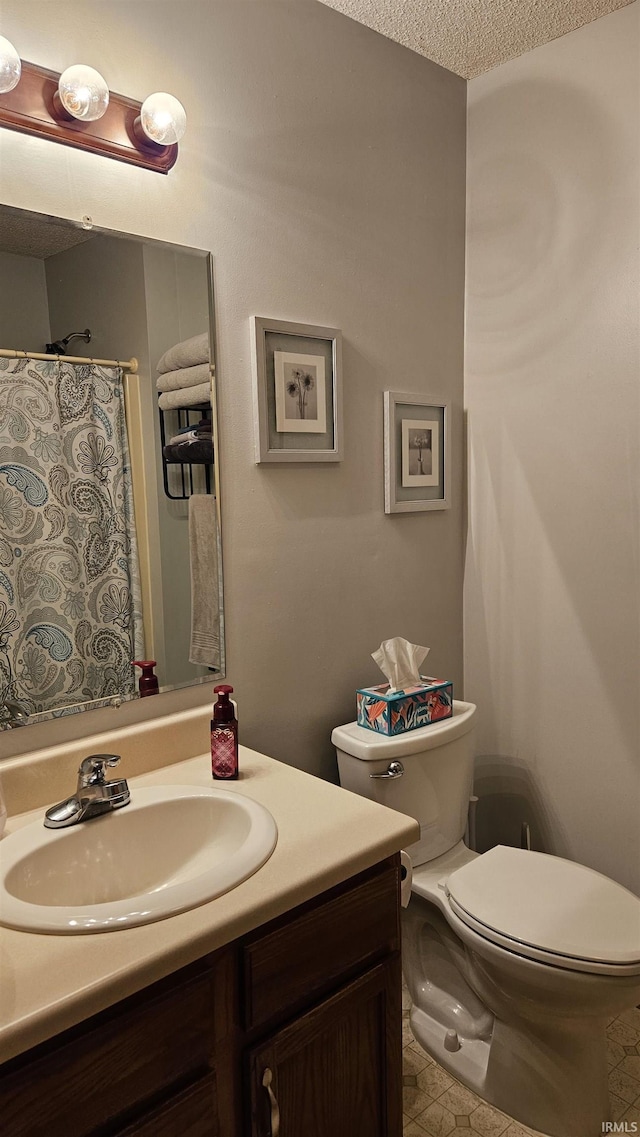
<box><xmin>384</xmin><ymin>391</ymin><xmax>451</xmax><ymax>513</ymax></box>
<box><xmin>251</xmin><ymin>316</ymin><xmax>343</xmax><ymax>462</ymax></box>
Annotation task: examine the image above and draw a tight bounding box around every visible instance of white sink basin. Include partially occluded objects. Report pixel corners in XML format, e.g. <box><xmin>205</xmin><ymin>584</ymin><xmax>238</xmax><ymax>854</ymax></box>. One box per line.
<box><xmin>0</xmin><ymin>785</ymin><xmax>278</xmax><ymax>934</ymax></box>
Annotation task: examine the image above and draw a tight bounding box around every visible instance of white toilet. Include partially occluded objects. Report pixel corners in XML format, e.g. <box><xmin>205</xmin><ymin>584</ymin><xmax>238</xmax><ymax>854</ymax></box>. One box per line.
<box><xmin>332</xmin><ymin>701</ymin><xmax>640</xmax><ymax>1137</ymax></box>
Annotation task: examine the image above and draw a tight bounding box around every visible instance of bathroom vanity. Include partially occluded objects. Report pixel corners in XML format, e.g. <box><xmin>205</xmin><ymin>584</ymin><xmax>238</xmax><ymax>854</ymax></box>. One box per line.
<box><xmin>0</xmin><ymin>707</ymin><xmax>418</xmax><ymax>1137</ymax></box>
<box><xmin>0</xmin><ymin>857</ymin><xmax>401</xmax><ymax>1136</ymax></box>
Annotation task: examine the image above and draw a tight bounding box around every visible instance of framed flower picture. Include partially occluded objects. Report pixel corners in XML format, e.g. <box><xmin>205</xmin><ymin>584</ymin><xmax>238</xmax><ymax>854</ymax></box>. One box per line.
<box><xmin>384</xmin><ymin>392</ymin><xmax>451</xmax><ymax>513</ymax></box>
<box><xmin>251</xmin><ymin>317</ymin><xmax>343</xmax><ymax>462</ymax></box>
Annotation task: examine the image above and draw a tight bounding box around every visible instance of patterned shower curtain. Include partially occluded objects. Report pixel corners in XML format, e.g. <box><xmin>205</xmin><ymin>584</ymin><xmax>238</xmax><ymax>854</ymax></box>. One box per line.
<box><xmin>0</xmin><ymin>357</ymin><xmax>144</xmax><ymax>716</ymax></box>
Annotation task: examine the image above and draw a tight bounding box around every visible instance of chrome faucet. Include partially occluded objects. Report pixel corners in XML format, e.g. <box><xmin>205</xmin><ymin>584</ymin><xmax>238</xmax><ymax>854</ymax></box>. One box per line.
<box><xmin>44</xmin><ymin>754</ymin><xmax>131</xmax><ymax>829</ymax></box>
<box><xmin>0</xmin><ymin>701</ymin><xmax>29</xmax><ymax>729</ymax></box>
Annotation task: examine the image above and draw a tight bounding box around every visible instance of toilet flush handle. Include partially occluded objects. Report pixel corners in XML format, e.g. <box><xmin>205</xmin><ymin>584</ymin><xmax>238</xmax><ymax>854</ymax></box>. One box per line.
<box><xmin>370</xmin><ymin>760</ymin><xmax>405</xmax><ymax>780</ymax></box>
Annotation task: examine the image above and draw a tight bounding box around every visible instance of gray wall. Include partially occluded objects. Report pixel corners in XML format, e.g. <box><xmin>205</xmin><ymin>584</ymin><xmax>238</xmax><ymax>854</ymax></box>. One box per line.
<box><xmin>464</xmin><ymin>5</ymin><xmax>639</xmax><ymax>892</ymax></box>
<box><xmin>45</xmin><ymin>235</ymin><xmax>148</xmax><ymax>366</ymax></box>
<box><xmin>0</xmin><ymin>250</ymin><xmax>50</xmax><ymax>349</ymax></box>
<box><xmin>1</xmin><ymin>0</ymin><xmax>467</xmax><ymax>781</ymax></box>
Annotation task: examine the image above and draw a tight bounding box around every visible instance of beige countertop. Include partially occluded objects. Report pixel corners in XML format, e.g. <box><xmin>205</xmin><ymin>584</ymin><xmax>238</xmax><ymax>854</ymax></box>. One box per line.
<box><xmin>0</xmin><ymin>710</ymin><xmax>418</xmax><ymax>1064</ymax></box>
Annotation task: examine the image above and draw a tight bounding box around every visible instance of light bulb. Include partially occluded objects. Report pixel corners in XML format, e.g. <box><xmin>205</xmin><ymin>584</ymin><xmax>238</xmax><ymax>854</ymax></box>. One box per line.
<box><xmin>57</xmin><ymin>64</ymin><xmax>109</xmax><ymax>121</ymax></box>
<box><xmin>0</xmin><ymin>36</ymin><xmax>21</xmax><ymax>94</ymax></box>
<box><xmin>140</xmin><ymin>92</ymin><xmax>186</xmax><ymax>146</ymax></box>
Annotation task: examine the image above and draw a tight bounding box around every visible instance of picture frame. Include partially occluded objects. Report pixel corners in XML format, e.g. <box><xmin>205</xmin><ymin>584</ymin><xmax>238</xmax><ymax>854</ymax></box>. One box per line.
<box><xmin>383</xmin><ymin>391</ymin><xmax>451</xmax><ymax>513</ymax></box>
<box><xmin>251</xmin><ymin>316</ymin><xmax>343</xmax><ymax>463</ymax></box>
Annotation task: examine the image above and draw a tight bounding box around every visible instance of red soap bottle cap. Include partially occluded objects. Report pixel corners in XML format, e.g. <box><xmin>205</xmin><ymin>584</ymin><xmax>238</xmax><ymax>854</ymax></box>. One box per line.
<box><xmin>133</xmin><ymin>660</ymin><xmax>159</xmax><ymax>696</ymax></box>
<box><xmin>213</xmin><ymin>684</ymin><xmax>234</xmax><ymax>723</ymax></box>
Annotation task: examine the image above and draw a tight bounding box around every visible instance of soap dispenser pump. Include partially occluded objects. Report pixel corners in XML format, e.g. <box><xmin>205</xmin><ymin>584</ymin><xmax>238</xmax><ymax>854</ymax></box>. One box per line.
<box><xmin>211</xmin><ymin>684</ymin><xmax>238</xmax><ymax>780</ymax></box>
<box><xmin>133</xmin><ymin>660</ymin><xmax>159</xmax><ymax>697</ymax></box>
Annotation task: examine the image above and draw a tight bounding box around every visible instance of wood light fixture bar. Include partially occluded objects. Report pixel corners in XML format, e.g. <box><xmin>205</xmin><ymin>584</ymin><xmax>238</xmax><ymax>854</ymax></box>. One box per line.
<box><xmin>0</xmin><ymin>61</ymin><xmax>178</xmax><ymax>174</ymax></box>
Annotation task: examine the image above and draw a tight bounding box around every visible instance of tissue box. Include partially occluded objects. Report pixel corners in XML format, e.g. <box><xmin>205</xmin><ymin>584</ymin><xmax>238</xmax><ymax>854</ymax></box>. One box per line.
<box><xmin>356</xmin><ymin>676</ymin><xmax>453</xmax><ymax>735</ymax></box>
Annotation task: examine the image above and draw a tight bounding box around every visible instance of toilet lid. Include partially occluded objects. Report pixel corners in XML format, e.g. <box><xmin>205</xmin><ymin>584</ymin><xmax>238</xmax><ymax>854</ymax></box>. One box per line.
<box><xmin>445</xmin><ymin>846</ymin><xmax>640</xmax><ymax>974</ymax></box>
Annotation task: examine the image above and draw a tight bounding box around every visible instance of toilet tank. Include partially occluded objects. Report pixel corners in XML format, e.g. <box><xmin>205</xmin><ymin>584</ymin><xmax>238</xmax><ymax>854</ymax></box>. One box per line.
<box><xmin>332</xmin><ymin>701</ymin><xmax>476</xmax><ymax>866</ymax></box>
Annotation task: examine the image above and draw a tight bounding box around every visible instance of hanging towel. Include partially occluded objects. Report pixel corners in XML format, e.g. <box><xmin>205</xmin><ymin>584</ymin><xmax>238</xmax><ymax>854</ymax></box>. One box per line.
<box><xmin>158</xmin><ymin>381</ymin><xmax>211</xmax><ymax>411</ymax></box>
<box><xmin>156</xmin><ymin>362</ymin><xmax>211</xmax><ymax>393</ymax></box>
<box><xmin>157</xmin><ymin>333</ymin><xmax>210</xmax><ymax>374</ymax></box>
<box><xmin>188</xmin><ymin>494</ymin><xmax>221</xmax><ymax>668</ymax></box>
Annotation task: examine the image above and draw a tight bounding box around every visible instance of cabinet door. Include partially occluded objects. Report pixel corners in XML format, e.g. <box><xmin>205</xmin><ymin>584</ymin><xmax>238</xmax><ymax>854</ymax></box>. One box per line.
<box><xmin>247</xmin><ymin>957</ymin><xmax>402</xmax><ymax>1137</ymax></box>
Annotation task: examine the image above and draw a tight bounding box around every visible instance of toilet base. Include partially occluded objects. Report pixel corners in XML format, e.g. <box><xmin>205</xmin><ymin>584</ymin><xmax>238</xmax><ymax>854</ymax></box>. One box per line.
<box><xmin>402</xmin><ymin>885</ymin><xmax>622</xmax><ymax>1137</ymax></box>
<box><xmin>484</xmin><ymin>1012</ymin><xmax>610</xmax><ymax>1137</ymax></box>
<box><xmin>408</xmin><ymin>998</ymin><xmax>611</xmax><ymax>1137</ymax></box>
<box><xmin>409</xmin><ymin>1004</ymin><xmax>490</xmax><ymax>1096</ymax></box>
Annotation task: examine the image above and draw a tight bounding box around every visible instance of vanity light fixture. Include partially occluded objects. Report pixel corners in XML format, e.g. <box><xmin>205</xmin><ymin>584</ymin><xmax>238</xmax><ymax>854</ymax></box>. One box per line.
<box><xmin>137</xmin><ymin>92</ymin><xmax>187</xmax><ymax>146</ymax></box>
<box><xmin>0</xmin><ymin>35</ymin><xmax>21</xmax><ymax>93</ymax></box>
<box><xmin>0</xmin><ymin>44</ymin><xmax>186</xmax><ymax>174</ymax></box>
<box><xmin>55</xmin><ymin>64</ymin><xmax>109</xmax><ymax>122</ymax></box>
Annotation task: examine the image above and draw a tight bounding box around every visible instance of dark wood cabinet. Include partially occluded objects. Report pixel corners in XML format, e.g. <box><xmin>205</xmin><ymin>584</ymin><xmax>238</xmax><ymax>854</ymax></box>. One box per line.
<box><xmin>0</xmin><ymin>966</ymin><xmax>221</xmax><ymax>1137</ymax></box>
<box><xmin>0</xmin><ymin>856</ymin><xmax>402</xmax><ymax>1137</ymax></box>
<box><xmin>247</xmin><ymin>958</ymin><xmax>402</xmax><ymax>1137</ymax></box>
<box><xmin>241</xmin><ymin>860</ymin><xmax>399</xmax><ymax>1034</ymax></box>
<box><xmin>115</xmin><ymin>1076</ymin><xmax>218</xmax><ymax>1137</ymax></box>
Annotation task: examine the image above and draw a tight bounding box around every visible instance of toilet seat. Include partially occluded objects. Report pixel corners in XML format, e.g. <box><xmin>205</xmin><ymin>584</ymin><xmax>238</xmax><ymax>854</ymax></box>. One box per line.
<box><xmin>445</xmin><ymin>846</ymin><xmax>640</xmax><ymax>977</ymax></box>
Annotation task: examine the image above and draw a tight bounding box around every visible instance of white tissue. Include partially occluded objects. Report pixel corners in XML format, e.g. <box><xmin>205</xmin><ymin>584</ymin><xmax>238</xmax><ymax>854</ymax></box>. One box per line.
<box><xmin>371</xmin><ymin>637</ymin><xmax>429</xmax><ymax>694</ymax></box>
<box><xmin>400</xmin><ymin>850</ymin><xmax>413</xmax><ymax>908</ymax></box>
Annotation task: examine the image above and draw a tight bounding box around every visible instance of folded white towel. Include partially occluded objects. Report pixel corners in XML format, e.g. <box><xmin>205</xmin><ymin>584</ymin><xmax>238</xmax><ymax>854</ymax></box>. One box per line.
<box><xmin>168</xmin><ymin>426</ymin><xmax>211</xmax><ymax>446</ymax></box>
<box><xmin>188</xmin><ymin>494</ymin><xmax>220</xmax><ymax>668</ymax></box>
<box><xmin>158</xmin><ymin>382</ymin><xmax>211</xmax><ymax>411</ymax></box>
<box><xmin>157</xmin><ymin>333</ymin><xmax>210</xmax><ymax>375</ymax></box>
<box><xmin>156</xmin><ymin>362</ymin><xmax>212</xmax><ymax>393</ymax></box>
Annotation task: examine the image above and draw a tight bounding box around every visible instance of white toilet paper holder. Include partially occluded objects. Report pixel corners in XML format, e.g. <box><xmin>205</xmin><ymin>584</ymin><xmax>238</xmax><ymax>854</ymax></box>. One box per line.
<box><xmin>400</xmin><ymin>849</ymin><xmax>413</xmax><ymax>908</ymax></box>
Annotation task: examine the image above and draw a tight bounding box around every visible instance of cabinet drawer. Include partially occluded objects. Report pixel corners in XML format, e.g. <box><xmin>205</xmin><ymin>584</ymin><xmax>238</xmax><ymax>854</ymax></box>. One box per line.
<box><xmin>0</xmin><ymin>967</ymin><xmax>215</xmax><ymax>1137</ymax></box>
<box><xmin>116</xmin><ymin>1074</ymin><xmax>218</xmax><ymax>1137</ymax></box>
<box><xmin>242</xmin><ymin>859</ymin><xmax>400</xmax><ymax>1031</ymax></box>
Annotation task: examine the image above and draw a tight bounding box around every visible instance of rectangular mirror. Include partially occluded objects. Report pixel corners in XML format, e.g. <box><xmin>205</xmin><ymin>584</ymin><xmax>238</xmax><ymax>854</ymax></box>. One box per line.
<box><xmin>0</xmin><ymin>204</ymin><xmax>224</xmax><ymax>729</ymax></box>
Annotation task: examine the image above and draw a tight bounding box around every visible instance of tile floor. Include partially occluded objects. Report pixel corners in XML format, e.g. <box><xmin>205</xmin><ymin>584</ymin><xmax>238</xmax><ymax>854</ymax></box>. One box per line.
<box><xmin>402</xmin><ymin>990</ymin><xmax>640</xmax><ymax>1137</ymax></box>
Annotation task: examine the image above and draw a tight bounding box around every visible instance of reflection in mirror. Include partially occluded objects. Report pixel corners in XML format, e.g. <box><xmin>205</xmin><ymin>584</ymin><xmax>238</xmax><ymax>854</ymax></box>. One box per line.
<box><xmin>0</xmin><ymin>206</ymin><xmax>224</xmax><ymax>728</ymax></box>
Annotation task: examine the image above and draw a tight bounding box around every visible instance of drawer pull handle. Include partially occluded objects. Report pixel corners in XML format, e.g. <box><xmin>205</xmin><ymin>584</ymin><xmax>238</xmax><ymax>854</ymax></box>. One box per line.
<box><xmin>262</xmin><ymin>1067</ymin><xmax>280</xmax><ymax>1136</ymax></box>
<box><xmin>370</xmin><ymin>760</ymin><xmax>404</xmax><ymax>780</ymax></box>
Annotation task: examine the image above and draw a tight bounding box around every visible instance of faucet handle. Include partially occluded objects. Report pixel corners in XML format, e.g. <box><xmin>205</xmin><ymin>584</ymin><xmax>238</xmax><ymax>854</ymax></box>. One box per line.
<box><xmin>78</xmin><ymin>753</ymin><xmax>122</xmax><ymax>788</ymax></box>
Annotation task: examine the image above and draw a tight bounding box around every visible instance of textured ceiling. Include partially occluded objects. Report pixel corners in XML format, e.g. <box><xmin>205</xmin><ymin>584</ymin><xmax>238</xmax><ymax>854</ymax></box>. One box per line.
<box><xmin>318</xmin><ymin>0</ymin><xmax>635</xmax><ymax>78</ymax></box>
<box><xmin>0</xmin><ymin>210</ymin><xmax>95</xmax><ymax>259</ymax></box>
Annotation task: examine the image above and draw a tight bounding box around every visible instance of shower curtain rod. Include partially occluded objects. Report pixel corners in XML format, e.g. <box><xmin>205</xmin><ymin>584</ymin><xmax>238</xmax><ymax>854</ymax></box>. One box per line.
<box><xmin>0</xmin><ymin>347</ymin><xmax>138</xmax><ymax>373</ymax></box>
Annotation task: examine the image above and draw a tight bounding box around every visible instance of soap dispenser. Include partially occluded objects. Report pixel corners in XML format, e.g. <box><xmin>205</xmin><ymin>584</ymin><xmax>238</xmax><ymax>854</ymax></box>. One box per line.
<box><xmin>211</xmin><ymin>684</ymin><xmax>238</xmax><ymax>780</ymax></box>
<box><xmin>133</xmin><ymin>660</ymin><xmax>159</xmax><ymax>697</ymax></box>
